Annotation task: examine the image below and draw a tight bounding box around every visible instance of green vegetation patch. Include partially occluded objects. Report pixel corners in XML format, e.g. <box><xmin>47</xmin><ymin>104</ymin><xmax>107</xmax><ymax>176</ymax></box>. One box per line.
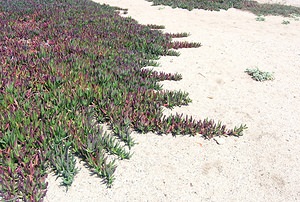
<box><xmin>147</xmin><ymin>0</ymin><xmax>300</xmax><ymax>17</ymax></box>
<box><xmin>245</xmin><ymin>68</ymin><xmax>275</xmax><ymax>81</ymax></box>
<box><xmin>0</xmin><ymin>0</ymin><xmax>246</xmax><ymax>200</ymax></box>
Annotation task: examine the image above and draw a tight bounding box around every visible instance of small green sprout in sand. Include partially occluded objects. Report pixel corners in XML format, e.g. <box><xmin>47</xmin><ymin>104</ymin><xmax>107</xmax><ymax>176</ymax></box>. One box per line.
<box><xmin>282</xmin><ymin>20</ymin><xmax>290</xmax><ymax>24</ymax></box>
<box><xmin>256</xmin><ymin>15</ymin><xmax>265</xmax><ymax>21</ymax></box>
<box><xmin>245</xmin><ymin>68</ymin><xmax>275</xmax><ymax>81</ymax></box>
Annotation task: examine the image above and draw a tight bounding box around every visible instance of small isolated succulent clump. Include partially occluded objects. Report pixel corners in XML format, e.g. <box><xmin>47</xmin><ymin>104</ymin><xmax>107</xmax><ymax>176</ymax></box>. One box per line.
<box><xmin>282</xmin><ymin>20</ymin><xmax>290</xmax><ymax>24</ymax></box>
<box><xmin>255</xmin><ymin>15</ymin><xmax>266</xmax><ymax>21</ymax></box>
<box><xmin>245</xmin><ymin>68</ymin><xmax>275</xmax><ymax>81</ymax></box>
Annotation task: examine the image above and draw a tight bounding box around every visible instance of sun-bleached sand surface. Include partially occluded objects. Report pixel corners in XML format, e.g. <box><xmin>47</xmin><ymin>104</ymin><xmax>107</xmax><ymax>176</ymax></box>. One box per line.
<box><xmin>45</xmin><ymin>0</ymin><xmax>300</xmax><ymax>201</ymax></box>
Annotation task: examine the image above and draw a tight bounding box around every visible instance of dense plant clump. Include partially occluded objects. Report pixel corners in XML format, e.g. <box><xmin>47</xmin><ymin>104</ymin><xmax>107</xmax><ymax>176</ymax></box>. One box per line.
<box><xmin>147</xmin><ymin>0</ymin><xmax>300</xmax><ymax>17</ymax></box>
<box><xmin>0</xmin><ymin>0</ymin><xmax>246</xmax><ymax>200</ymax></box>
<box><xmin>148</xmin><ymin>0</ymin><xmax>245</xmax><ymax>11</ymax></box>
<box><xmin>245</xmin><ymin>68</ymin><xmax>274</xmax><ymax>81</ymax></box>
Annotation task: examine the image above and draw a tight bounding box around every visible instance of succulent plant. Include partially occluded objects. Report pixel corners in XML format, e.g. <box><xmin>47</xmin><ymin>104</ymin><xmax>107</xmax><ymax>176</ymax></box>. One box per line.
<box><xmin>147</xmin><ymin>0</ymin><xmax>300</xmax><ymax>17</ymax></box>
<box><xmin>245</xmin><ymin>68</ymin><xmax>274</xmax><ymax>81</ymax></box>
<box><xmin>0</xmin><ymin>0</ymin><xmax>247</xmax><ymax>200</ymax></box>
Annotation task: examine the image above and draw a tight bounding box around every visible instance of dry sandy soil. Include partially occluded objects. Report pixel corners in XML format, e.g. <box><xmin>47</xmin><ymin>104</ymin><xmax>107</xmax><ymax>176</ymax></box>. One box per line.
<box><xmin>45</xmin><ymin>0</ymin><xmax>300</xmax><ymax>201</ymax></box>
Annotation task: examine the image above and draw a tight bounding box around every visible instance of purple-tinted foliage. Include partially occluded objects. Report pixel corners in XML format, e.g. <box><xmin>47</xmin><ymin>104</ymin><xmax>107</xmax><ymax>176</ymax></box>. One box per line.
<box><xmin>0</xmin><ymin>0</ymin><xmax>247</xmax><ymax>199</ymax></box>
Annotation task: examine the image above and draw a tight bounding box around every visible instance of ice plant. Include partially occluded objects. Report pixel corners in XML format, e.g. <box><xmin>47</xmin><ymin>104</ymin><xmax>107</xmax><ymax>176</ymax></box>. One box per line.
<box><xmin>0</xmin><ymin>0</ymin><xmax>246</xmax><ymax>200</ymax></box>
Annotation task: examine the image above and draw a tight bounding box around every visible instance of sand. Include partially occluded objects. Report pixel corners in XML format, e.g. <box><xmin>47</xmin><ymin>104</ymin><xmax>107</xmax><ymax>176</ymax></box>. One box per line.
<box><xmin>45</xmin><ymin>0</ymin><xmax>300</xmax><ymax>201</ymax></box>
